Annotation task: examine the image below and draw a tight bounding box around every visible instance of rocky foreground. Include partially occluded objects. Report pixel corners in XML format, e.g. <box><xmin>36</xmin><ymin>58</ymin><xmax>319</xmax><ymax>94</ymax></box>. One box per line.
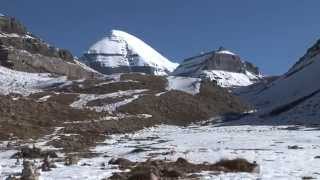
<box><xmin>0</xmin><ymin>73</ymin><xmax>248</xmax><ymax>152</ymax></box>
<box><xmin>0</xmin><ymin>14</ymin><xmax>258</xmax><ymax>179</ymax></box>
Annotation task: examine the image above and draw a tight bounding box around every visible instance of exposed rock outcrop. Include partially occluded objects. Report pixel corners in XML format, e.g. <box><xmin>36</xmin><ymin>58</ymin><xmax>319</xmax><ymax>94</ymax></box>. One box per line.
<box><xmin>0</xmin><ymin>16</ymin><xmax>26</xmax><ymax>35</ymax></box>
<box><xmin>108</xmin><ymin>157</ymin><xmax>258</xmax><ymax>180</ymax></box>
<box><xmin>1</xmin><ymin>47</ymin><xmax>98</xmax><ymax>79</ymax></box>
<box><xmin>0</xmin><ymin>15</ymin><xmax>100</xmax><ymax>79</ymax></box>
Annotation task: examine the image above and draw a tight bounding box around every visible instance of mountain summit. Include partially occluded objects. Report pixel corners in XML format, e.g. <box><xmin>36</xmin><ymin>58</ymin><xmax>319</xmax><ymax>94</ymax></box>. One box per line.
<box><xmin>172</xmin><ymin>48</ymin><xmax>261</xmax><ymax>87</ymax></box>
<box><xmin>81</xmin><ymin>30</ymin><xmax>179</xmax><ymax>75</ymax></box>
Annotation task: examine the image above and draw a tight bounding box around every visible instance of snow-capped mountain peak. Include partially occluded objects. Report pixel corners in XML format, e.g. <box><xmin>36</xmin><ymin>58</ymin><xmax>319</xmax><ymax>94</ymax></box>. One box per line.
<box><xmin>82</xmin><ymin>30</ymin><xmax>179</xmax><ymax>75</ymax></box>
<box><xmin>111</xmin><ymin>30</ymin><xmax>178</xmax><ymax>72</ymax></box>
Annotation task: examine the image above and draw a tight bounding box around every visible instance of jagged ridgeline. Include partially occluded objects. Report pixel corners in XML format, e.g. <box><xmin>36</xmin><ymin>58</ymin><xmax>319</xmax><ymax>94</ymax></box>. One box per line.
<box><xmin>0</xmin><ymin>15</ymin><xmax>99</xmax><ymax>79</ymax></box>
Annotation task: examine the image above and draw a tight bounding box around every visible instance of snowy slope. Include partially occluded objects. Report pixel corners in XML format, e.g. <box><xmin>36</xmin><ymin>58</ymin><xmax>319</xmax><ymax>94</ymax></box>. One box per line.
<box><xmin>0</xmin><ymin>65</ymin><xmax>67</xmax><ymax>95</ymax></box>
<box><xmin>82</xmin><ymin>30</ymin><xmax>178</xmax><ymax>75</ymax></box>
<box><xmin>239</xmin><ymin>40</ymin><xmax>320</xmax><ymax>123</ymax></box>
<box><xmin>200</xmin><ymin>70</ymin><xmax>260</xmax><ymax>88</ymax></box>
<box><xmin>166</xmin><ymin>76</ymin><xmax>201</xmax><ymax>95</ymax></box>
<box><xmin>249</xmin><ymin>54</ymin><xmax>320</xmax><ymax>110</ymax></box>
<box><xmin>112</xmin><ymin>30</ymin><xmax>178</xmax><ymax>72</ymax></box>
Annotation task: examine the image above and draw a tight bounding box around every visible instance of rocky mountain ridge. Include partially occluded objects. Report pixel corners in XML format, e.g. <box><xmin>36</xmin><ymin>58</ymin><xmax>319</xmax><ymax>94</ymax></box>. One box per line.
<box><xmin>172</xmin><ymin>47</ymin><xmax>261</xmax><ymax>87</ymax></box>
<box><xmin>0</xmin><ymin>15</ymin><xmax>100</xmax><ymax>79</ymax></box>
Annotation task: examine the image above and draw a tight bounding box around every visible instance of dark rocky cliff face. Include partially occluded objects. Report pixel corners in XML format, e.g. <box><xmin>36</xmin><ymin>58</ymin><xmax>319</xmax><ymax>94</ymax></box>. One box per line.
<box><xmin>0</xmin><ymin>16</ymin><xmax>73</xmax><ymax>62</ymax></box>
<box><xmin>0</xmin><ymin>16</ymin><xmax>27</xmax><ymax>35</ymax></box>
<box><xmin>0</xmin><ymin>36</ymin><xmax>74</xmax><ymax>63</ymax></box>
<box><xmin>0</xmin><ymin>15</ymin><xmax>99</xmax><ymax>79</ymax></box>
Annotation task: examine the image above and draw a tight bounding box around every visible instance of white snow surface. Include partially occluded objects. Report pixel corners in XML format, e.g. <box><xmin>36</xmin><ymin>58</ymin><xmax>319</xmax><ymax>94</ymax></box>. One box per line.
<box><xmin>201</xmin><ymin>70</ymin><xmax>260</xmax><ymax>88</ymax></box>
<box><xmin>166</xmin><ymin>76</ymin><xmax>201</xmax><ymax>95</ymax></box>
<box><xmin>216</xmin><ymin>50</ymin><xmax>236</xmax><ymax>56</ymax></box>
<box><xmin>86</xmin><ymin>30</ymin><xmax>178</xmax><ymax>75</ymax></box>
<box><xmin>0</xmin><ymin>66</ymin><xmax>67</xmax><ymax>95</ymax></box>
<box><xmin>111</xmin><ymin>30</ymin><xmax>178</xmax><ymax>71</ymax></box>
<box><xmin>2</xmin><ymin>124</ymin><xmax>320</xmax><ymax>179</ymax></box>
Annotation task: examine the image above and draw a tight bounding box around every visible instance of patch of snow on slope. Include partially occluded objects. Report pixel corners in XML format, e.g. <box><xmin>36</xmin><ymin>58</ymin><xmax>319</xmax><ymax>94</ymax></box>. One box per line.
<box><xmin>0</xmin><ymin>66</ymin><xmax>67</xmax><ymax>95</ymax></box>
<box><xmin>216</xmin><ymin>50</ymin><xmax>236</xmax><ymax>56</ymax></box>
<box><xmin>166</xmin><ymin>76</ymin><xmax>201</xmax><ymax>95</ymax></box>
<box><xmin>201</xmin><ymin>70</ymin><xmax>259</xmax><ymax>88</ymax></box>
<box><xmin>70</xmin><ymin>89</ymin><xmax>148</xmax><ymax>113</ymax></box>
<box><xmin>0</xmin><ymin>32</ymin><xmax>35</xmax><ymax>39</ymax></box>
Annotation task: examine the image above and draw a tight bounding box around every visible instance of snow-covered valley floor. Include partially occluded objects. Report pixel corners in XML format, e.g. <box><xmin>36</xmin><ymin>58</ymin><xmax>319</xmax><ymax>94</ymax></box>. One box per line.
<box><xmin>1</xmin><ymin>124</ymin><xmax>320</xmax><ymax>180</ymax></box>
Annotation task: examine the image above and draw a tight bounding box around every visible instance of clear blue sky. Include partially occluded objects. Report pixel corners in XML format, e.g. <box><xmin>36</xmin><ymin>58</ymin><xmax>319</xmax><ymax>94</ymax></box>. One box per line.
<box><xmin>2</xmin><ymin>0</ymin><xmax>320</xmax><ymax>75</ymax></box>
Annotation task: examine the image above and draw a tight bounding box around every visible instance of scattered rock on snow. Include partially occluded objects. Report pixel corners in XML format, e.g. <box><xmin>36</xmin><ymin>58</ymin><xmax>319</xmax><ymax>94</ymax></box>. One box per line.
<box><xmin>107</xmin><ymin>157</ymin><xmax>257</xmax><ymax>179</ymax></box>
<box><xmin>11</xmin><ymin>146</ymin><xmax>58</xmax><ymax>159</ymax></box>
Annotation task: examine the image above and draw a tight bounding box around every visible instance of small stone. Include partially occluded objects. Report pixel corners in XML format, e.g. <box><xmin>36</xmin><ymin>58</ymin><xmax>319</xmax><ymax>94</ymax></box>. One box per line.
<box><xmin>64</xmin><ymin>155</ymin><xmax>79</xmax><ymax>166</ymax></box>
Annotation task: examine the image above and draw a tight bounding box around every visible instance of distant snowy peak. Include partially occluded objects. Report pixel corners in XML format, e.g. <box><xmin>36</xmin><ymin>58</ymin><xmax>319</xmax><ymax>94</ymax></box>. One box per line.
<box><xmin>81</xmin><ymin>30</ymin><xmax>178</xmax><ymax>75</ymax></box>
<box><xmin>172</xmin><ymin>47</ymin><xmax>261</xmax><ymax>88</ymax></box>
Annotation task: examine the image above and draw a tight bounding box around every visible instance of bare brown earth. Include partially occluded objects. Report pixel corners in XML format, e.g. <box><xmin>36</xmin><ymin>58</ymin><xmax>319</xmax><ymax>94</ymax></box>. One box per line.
<box><xmin>0</xmin><ymin>15</ymin><xmax>249</xmax><ymax>157</ymax></box>
<box><xmin>0</xmin><ymin>74</ymin><xmax>248</xmax><ymax>153</ymax></box>
<box><xmin>0</xmin><ymin>94</ymin><xmax>101</xmax><ymax>141</ymax></box>
<box><xmin>119</xmin><ymin>81</ymin><xmax>247</xmax><ymax>125</ymax></box>
<box><xmin>55</xmin><ymin>73</ymin><xmax>167</xmax><ymax>95</ymax></box>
